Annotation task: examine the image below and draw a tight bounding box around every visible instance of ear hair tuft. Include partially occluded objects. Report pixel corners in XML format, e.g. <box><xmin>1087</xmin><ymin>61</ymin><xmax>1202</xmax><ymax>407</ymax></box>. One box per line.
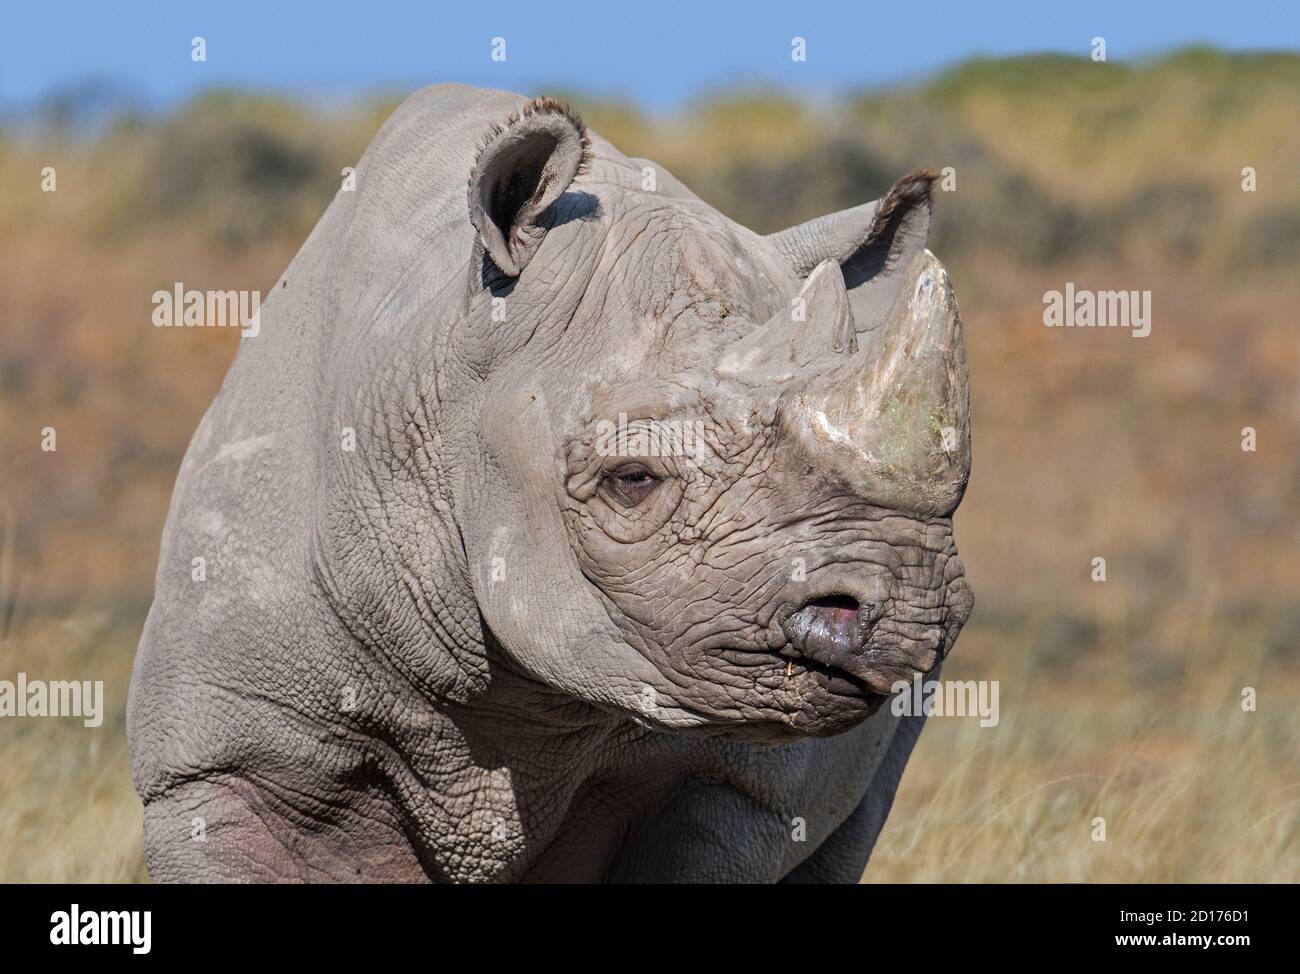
<box><xmin>471</xmin><ymin>95</ymin><xmax>593</xmax><ymax>181</ymax></box>
<box><xmin>863</xmin><ymin>169</ymin><xmax>937</xmax><ymax>247</ymax></box>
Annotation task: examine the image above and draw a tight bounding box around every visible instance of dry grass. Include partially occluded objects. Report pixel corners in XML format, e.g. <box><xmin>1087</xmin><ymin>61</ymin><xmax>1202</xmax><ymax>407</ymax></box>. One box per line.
<box><xmin>869</xmin><ymin>614</ymin><xmax>1300</xmax><ymax>882</ymax></box>
<box><xmin>5</xmin><ymin>608</ymin><xmax>1294</xmax><ymax>883</ymax></box>
<box><xmin>0</xmin><ymin>605</ymin><xmax>147</xmax><ymax>882</ymax></box>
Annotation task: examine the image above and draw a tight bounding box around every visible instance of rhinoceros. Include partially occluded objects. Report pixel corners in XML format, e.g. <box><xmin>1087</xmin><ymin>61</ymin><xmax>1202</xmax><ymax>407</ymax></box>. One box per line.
<box><xmin>127</xmin><ymin>83</ymin><xmax>973</xmax><ymax>883</ymax></box>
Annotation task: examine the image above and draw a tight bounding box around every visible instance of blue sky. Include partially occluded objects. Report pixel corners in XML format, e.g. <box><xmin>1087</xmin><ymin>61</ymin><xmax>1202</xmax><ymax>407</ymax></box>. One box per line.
<box><xmin>3</xmin><ymin>0</ymin><xmax>1297</xmax><ymax>111</ymax></box>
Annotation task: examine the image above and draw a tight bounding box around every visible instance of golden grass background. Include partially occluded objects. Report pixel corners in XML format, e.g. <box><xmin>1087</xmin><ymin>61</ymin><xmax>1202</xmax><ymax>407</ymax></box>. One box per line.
<box><xmin>1</xmin><ymin>50</ymin><xmax>1296</xmax><ymax>881</ymax></box>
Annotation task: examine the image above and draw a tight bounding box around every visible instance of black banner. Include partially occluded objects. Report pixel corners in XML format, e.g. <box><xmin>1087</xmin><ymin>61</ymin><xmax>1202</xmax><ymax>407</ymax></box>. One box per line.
<box><xmin>0</xmin><ymin>883</ymin><xmax>1286</xmax><ymax>959</ymax></box>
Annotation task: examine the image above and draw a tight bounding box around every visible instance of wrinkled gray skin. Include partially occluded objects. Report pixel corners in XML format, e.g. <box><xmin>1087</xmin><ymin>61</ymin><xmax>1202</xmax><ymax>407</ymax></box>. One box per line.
<box><xmin>128</xmin><ymin>84</ymin><xmax>974</xmax><ymax>883</ymax></box>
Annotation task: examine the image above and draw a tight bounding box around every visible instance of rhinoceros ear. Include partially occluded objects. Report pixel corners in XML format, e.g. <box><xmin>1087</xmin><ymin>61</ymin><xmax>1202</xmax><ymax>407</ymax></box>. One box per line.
<box><xmin>766</xmin><ymin>170</ymin><xmax>937</xmax><ymax>329</ymax></box>
<box><xmin>468</xmin><ymin>96</ymin><xmax>591</xmax><ymax>277</ymax></box>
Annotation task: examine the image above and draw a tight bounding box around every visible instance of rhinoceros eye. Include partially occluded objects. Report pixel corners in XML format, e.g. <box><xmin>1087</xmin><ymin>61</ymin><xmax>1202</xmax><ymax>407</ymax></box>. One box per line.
<box><xmin>600</xmin><ymin>464</ymin><xmax>661</xmax><ymax>508</ymax></box>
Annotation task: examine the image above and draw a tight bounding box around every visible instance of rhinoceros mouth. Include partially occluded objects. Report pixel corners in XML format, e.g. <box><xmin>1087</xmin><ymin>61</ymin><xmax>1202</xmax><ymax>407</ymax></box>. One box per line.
<box><xmin>714</xmin><ymin>644</ymin><xmax>886</xmax><ymax>703</ymax></box>
<box><xmin>788</xmin><ymin>655</ymin><xmax>884</xmax><ymax>701</ymax></box>
<box><xmin>772</xmin><ymin>594</ymin><xmax>905</xmax><ymax>697</ymax></box>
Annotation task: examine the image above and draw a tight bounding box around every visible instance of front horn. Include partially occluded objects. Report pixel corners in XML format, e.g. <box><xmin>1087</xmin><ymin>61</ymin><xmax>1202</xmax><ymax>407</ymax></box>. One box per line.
<box><xmin>785</xmin><ymin>249</ymin><xmax>971</xmax><ymax>518</ymax></box>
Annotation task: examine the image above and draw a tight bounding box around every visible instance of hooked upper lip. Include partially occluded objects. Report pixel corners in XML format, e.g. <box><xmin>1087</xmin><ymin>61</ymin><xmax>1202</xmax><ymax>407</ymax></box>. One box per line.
<box><xmin>779</xmin><ymin>595</ymin><xmax>895</xmax><ymax>694</ymax></box>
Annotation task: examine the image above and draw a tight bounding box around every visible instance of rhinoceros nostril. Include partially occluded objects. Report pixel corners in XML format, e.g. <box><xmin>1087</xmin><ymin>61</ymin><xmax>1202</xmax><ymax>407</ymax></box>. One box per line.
<box><xmin>783</xmin><ymin>594</ymin><xmax>870</xmax><ymax>659</ymax></box>
<box><xmin>806</xmin><ymin>594</ymin><xmax>860</xmax><ymax>611</ymax></box>
<box><xmin>803</xmin><ymin>594</ymin><xmax>861</xmax><ymax>625</ymax></box>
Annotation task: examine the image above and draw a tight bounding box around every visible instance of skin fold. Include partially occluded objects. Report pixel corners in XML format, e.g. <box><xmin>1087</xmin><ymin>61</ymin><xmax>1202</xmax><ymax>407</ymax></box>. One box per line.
<box><xmin>127</xmin><ymin>83</ymin><xmax>974</xmax><ymax>883</ymax></box>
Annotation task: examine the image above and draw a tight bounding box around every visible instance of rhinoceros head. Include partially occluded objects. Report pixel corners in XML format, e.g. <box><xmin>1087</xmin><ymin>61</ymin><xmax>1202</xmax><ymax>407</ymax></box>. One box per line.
<box><xmin>447</xmin><ymin>97</ymin><xmax>972</xmax><ymax>741</ymax></box>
